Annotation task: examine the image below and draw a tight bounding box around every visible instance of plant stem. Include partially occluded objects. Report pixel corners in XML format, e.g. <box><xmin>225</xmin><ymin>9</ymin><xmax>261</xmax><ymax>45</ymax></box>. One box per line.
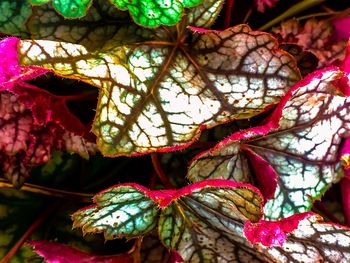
<box><xmin>296</xmin><ymin>11</ymin><xmax>339</xmax><ymax>21</ymax></box>
<box><xmin>224</xmin><ymin>0</ymin><xmax>235</xmax><ymax>28</ymax></box>
<box><xmin>259</xmin><ymin>0</ymin><xmax>326</xmax><ymax>31</ymax></box>
<box><xmin>0</xmin><ymin>204</ymin><xmax>57</xmax><ymax>263</ymax></box>
<box><xmin>0</xmin><ymin>179</ymin><xmax>93</xmax><ymax>202</ymax></box>
<box><xmin>151</xmin><ymin>153</ymin><xmax>174</xmax><ymax>189</ymax></box>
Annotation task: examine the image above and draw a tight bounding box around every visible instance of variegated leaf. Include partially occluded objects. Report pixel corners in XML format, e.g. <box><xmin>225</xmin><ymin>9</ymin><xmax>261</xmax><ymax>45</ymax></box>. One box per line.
<box><xmin>18</xmin><ymin>20</ymin><xmax>300</xmax><ymax>156</ymax></box>
<box><xmin>188</xmin><ymin>67</ymin><xmax>350</xmax><ymax>219</ymax></box>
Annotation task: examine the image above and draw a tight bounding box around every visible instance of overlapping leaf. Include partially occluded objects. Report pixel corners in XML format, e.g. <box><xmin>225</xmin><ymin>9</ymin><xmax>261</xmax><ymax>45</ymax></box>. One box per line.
<box><xmin>0</xmin><ymin>188</ymin><xmax>46</xmax><ymax>262</ymax></box>
<box><xmin>272</xmin><ymin>18</ymin><xmax>347</xmax><ymax>68</ymax></box>
<box><xmin>245</xmin><ymin>212</ymin><xmax>350</xmax><ymax>262</ymax></box>
<box><xmin>188</xmin><ymin>67</ymin><xmax>350</xmax><ymax>219</ymax></box>
<box><xmin>29</xmin><ymin>240</ymin><xmax>135</xmax><ymax>263</ymax></box>
<box><xmin>0</xmin><ymin>0</ymin><xmax>142</xmax><ymax>51</ymax></box>
<box><xmin>72</xmin><ymin>180</ymin><xmax>276</xmax><ymax>262</ymax></box>
<box><xmin>28</xmin><ymin>0</ymin><xmax>203</xmax><ymax>27</ymax></box>
<box><xmin>18</xmin><ymin>0</ymin><xmax>300</xmax><ymax>156</ymax></box>
<box><xmin>0</xmin><ymin>37</ymin><xmax>96</xmax><ymax>185</ymax></box>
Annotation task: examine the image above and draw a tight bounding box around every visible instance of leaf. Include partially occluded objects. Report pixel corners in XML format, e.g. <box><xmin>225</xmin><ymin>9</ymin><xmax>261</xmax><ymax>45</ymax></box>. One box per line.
<box><xmin>0</xmin><ymin>188</ymin><xmax>46</xmax><ymax>262</ymax></box>
<box><xmin>28</xmin><ymin>0</ymin><xmax>93</xmax><ymax>19</ymax></box>
<box><xmin>245</xmin><ymin>213</ymin><xmax>350</xmax><ymax>262</ymax></box>
<box><xmin>18</xmin><ymin>15</ymin><xmax>300</xmax><ymax>156</ymax></box>
<box><xmin>0</xmin><ymin>0</ymin><xmax>132</xmax><ymax>50</ymax></box>
<box><xmin>28</xmin><ymin>240</ymin><xmax>136</xmax><ymax>263</ymax></box>
<box><xmin>72</xmin><ymin>185</ymin><xmax>160</xmax><ymax>239</ymax></box>
<box><xmin>272</xmin><ymin>18</ymin><xmax>347</xmax><ymax>68</ymax></box>
<box><xmin>0</xmin><ymin>0</ymin><xmax>32</xmax><ymax>37</ymax></box>
<box><xmin>188</xmin><ymin>67</ymin><xmax>350</xmax><ymax>219</ymax></box>
<box><xmin>0</xmin><ymin>37</ymin><xmax>95</xmax><ymax>185</ymax></box>
<box><xmin>28</xmin><ymin>0</ymin><xmax>203</xmax><ymax>27</ymax></box>
<box><xmin>72</xmin><ymin>179</ymin><xmax>271</xmax><ymax>262</ymax></box>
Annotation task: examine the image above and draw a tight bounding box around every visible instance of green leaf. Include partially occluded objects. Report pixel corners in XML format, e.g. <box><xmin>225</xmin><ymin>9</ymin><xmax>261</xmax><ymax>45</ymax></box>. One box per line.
<box><xmin>19</xmin><ymin>21</ymin><xmax>300</xmax><ymax>156</ymax></box>
<box><xmin>0</xmin><ymin>0</ymin><xmax>32</xmax><ymax>37</ymax></box>
<box><xmin>72</xmin><ymin>185</ymin><xmax>159</xmax><ymax>239</ymax></box>
<box><xmin>188</xmin><ymin>68</ymin><xmax>350</xmax><ymax>220</ymax></box>
<box><xmin>28</xmin><ymin>0</ymin><xmax>204</xmax><ymax>27</ymax></box>
<box><xmin>28</xmin><ymin>0</ymin><xmax>93</xmax><ymax>18</ymax></box>
<box><xmin>72</xmin><ymin>180</ymin><xmax>271</xmax><ymax>262</ymax></box>
<box><xmin>0</xmin><ymin>188</ymin><xmax>46</xmax><ymax>262</ymax></box>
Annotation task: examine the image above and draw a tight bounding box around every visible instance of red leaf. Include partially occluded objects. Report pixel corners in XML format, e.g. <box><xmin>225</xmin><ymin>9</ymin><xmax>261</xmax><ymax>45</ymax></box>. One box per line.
<box><xmin>244</xmin><ymin>212</ymin><xmax>312</xmax><ymax>246</ymax></box>
<box><xmin>28</xmin><ymin>241</ymin><xmax>135</xmax><ymax>263</ymax></box>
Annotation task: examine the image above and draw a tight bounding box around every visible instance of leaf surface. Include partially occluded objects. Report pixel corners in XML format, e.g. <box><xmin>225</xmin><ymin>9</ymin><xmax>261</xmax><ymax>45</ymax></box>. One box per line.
<box><xmin>29</xmin><ymin>240</ymin><xmax>135</xmax><ymax>263</ymax></box>
<box><xmin>18</xmin><ymin>10</ymin><xmax>300</xmax><ymax>156</ymax></box>
<box><xmin>72</xmin><ymin>179</ymin><xmax>274</xmax><ymax>262</ymax></box>
<box><xmin>0</xmin><ymin>37</ymin><xmax>95</xmax><ymax>185</ymax></box>
<box><xmin>28</xmin><ymin>0</ymin><xmax>203</xmax><ymax>27</ymax></box>
<box><xmin>188</xmin><ymin>67</ymin><xmax>350</xmax><ymax>219</ymax></box>
<box><xmin>245</xmin><ymin>213</ymin><xmax>350</xmax><ymax>262</ymax></box>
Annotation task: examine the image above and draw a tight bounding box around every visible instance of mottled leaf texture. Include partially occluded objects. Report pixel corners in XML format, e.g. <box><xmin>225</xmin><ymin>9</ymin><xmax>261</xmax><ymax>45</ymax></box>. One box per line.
<box><xmin>73</xmin><ymin>180</ymin><xmax>280</xmax><ymax>262</ymax></box>
<box><xmin>0</xmin><ymin>0</ymin><xmax>32</xmax><ymax>37</ymax></box>
<box><xmin>245</xmin><ymin>213</ymin><xmax>350</xmax><ymax>262</ymax></box>
<box><xmin>29</xmin><ymin>0</ymin><xmax>93</xmax><ymax>18</ymax></box>
<box><xmin>0</xmin><ymin>0</ymin><xmax>132</xmax><ymax>50</ymax></box>
<box><xmin>28</xmin><ymin>0</ymin><xmax>203</xmax><ymax>27</ymax></box>
<box><xmin>29</xmin><ymin>240</ymin><xmax>135</xmax><ymax>263</ymax></box>
<box><xmin>272</xmin><ymin>18</ymin><xmax>347</xmax><ymax>68</ymax></box>
<box><xmin>188</xmin><ymin>67</ymin><xmax>350</xmax><ymax>220</ymax></box>
<box><xmin>0</xmin><ymin>37</ymin><xmax>95</xmax><ymax>185</ymax></box>
<box><xmin>19</xmin><ymin>9</ymin><xmax>300</xmax><ymax>156</ymax></box>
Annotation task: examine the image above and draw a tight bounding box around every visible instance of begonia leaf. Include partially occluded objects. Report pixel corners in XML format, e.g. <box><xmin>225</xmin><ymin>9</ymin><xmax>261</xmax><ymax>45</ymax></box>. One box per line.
<box><xmin>27</xmin><ymin>0</ymin><xmax>203</xmax><ymax>27</ymax></box>
<box><xmin>272</xmin><ymin>18</ymin><xmax>347</xmax><ymax>68</ymax></box>
<box><xmin>245</xmin><ymin>213</ymin><xmax>350</xmax><ymax>262</ymax></box>
<box><xmin>72</xmin><ymin>179</ymin><xmax>273</xmax><ymax>262</ymax></box>
<box><xmin>29</xmin><ymin>240</ymin><xmax>136</xmax><ymax>263</ymax></box>
<box><xmin>18</xmin><ymin>13</ymin><xmax>300</xmax><ymax>156</ymax></box>
<box><xmin>188</xmin><ymin>67</ymin><xmax>350</xmax><ymax>219</ymax></box>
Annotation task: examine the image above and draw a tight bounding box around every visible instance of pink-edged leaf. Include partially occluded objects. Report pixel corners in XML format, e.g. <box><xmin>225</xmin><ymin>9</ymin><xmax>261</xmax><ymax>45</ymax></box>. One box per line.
<box><xmin>73</xmin><ymin>179</ymin><xmax>276</xmax><ymax>262</ymax></box>
<box><xmin>246</xmin><ymin>213</ymin><xmax>350</xmax><ymax>262</ymax></box>
<box><xmin>28</xmin><ymin>240</ymin><xmax>135</xmax><ymax>263</ymax></box>
<box><xmin>272</xmin><ymin>18</ymin><xmax>347</xmax><ymax>68</ymax></box>
<box><xmin>244</xmin><ymin>212</ymin><xmax>311</xmax><ymax>247</ymax></box>
<box><xmin>188</xmin><ymin>67</ymin><xmax>350</xmax><ymax>219</ymax></box>
<box><xmin>0</xmin><ymin>37</ymin><xmax>96</xmax><ymax>185</ymax></box>
<box><xmin>18</xmin><ymin>20</ymin><xmax>300</xmax><ymax>157</ymax></box>
<box><xmin>0</xmin><ymin>37</ymin><xmax>87</xmax><ymax>135</ymax></box>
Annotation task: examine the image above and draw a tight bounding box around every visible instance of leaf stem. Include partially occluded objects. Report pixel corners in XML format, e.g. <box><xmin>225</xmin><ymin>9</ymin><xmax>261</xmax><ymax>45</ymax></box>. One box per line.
<box><xmin>150</xmin><ymin>153</ymin><xmax>174</xmax><ymax>189</ymax></box>
<box><xmin>0</xmin><ymin>204</ymin><xmax>57</xmax><ymax>263</ymax></box>
<box><xmin>296</xmin><ymin>11</ymin><xmax>339</xmax><ymax>21</ymax></box>
<box><xmin>259</xmin><ymin>0</ymin><xmax>326</xmax><ymax>31</ymax></box>
<box><xmin>0</xmin><ymin>179</ymin><xmax>93</xmax><ymax>202</ymax></box>
<box><xmin>224</xmin><ymin>0</ymin><xmax>235</xmax><ymax>28</ymax></box>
